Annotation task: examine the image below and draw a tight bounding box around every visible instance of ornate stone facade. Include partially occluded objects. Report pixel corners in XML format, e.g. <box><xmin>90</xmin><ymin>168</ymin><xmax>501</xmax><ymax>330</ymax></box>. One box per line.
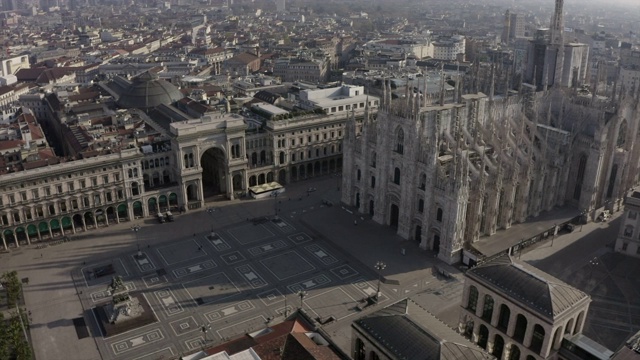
<box><xmin>0</xmin><ymin>93</ymin><xmax>378</xmax><ymax>250</ymax></box>
<box><xmin>341</xmin><ymin>79</ymin><xmax>640</xmax><ymax>264</ymax></box>
<box><xmin>458</xmin><ymin>255</ymin><xmax>591</xmax><ymax>359</ymax></box>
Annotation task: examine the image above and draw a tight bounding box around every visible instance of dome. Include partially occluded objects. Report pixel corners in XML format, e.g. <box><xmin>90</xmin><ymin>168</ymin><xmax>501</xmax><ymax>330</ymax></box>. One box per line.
<box><xmin>115</xmin><ymin>71</ymin><xmax>184</xmax><ymax>109</ymax></box>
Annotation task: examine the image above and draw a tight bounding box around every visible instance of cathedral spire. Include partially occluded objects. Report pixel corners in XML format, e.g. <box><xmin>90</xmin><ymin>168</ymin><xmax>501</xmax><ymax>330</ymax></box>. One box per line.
<box><xmin>439</xmin><ymin>63</ymin><xmax>445</xmax><ymax>106</ymax></box>
<box><xmin>489</xmin><ymin>63</ymin><xmax>495</xmax><ymax>101</ymax></box>
<box><xmin>550</xmin><ymin>0</ymin><xmax>565</xmax><ymax>47</ymax></box>
<box><xmin>387</xmin><ymin>79</ymin><xmax>393</xmax><ymax>110</ymax></box>
<box><xmin>382</xmin><ymin>79</ymin><xmax>387</xmax><ymax>110</ymax></box>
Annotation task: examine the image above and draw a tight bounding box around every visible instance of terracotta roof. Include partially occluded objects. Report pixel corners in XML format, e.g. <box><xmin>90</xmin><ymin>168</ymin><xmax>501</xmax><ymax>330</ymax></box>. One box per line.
<box><xmin>204</xmin><ymin>315</ymin><xmax>343</xmax><ymax>360</ymax></box>
<box><xmin>228</xmin><ymin>52</ymin><xmax>260</xmax><ymax>65</ymax></box>
<box><xmin>0</xmin><ymin>139</ymin><xmax>23</xmax><ymax>151</ymax></box>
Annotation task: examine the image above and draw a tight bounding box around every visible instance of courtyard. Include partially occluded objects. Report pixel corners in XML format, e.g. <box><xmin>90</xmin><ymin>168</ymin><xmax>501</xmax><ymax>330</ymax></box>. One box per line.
<box><xmin>69</xmin><ymin>214</ymin><xmax>395</xmax><ymax>359</ymax></box>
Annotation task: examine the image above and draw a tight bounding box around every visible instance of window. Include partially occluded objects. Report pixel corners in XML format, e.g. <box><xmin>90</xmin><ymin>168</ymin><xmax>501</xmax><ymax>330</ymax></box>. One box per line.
<box><xmin>103</xmin><ymin>175</ymin><xmax>109</xmax><ymax>184</ymax></box>
<box><xmin>497</xmin><ymin>304</ymin><xmax>511</xmax><ymax>331</ymax></box>
<box><xmin>419</xmin><ymin>173</ymin><xmax>426</xmax><ymax>190</ymax></box>
<box><xmin>68</xmin><ymin>182</ymin><xmax>74</xmax><ymax>191</ymax></box>
<box><xmin>80</xmin><ymin>180</ymin><xmax>86</xmax><ymax>188</ymax></box>
<box><xmin>371</xmin><ymin>176</ymin><xmax>376</xmax><ymax>188</ymax></box>
<box><xmin>396</xmin><ymin>127</ymin><xmax>404</xmax><ymax>154</ymax></box>
<box><xmin>91</xmin><ymin>177</ymin><xmax>97</xmax><ymax>186</ymax></box>
<box><xmin>56</xmin><ymin>185</ymin><xmax>63</xmax><ymax>193</ymax></box>
<box><xmin>9</xmin><ymin>194</ymin><xmax>15</xmax><ymax>204</ymax></box>
<box><xmin>83</xmin><ymin>197</ymin><xmax>90</xmax><ymax>207</ymax></box>
<box><xmin>467</xmin><ymin>286</ymin><xmax>478</xmax><ymax>312</ymax></box>
<box><xmin>32</xmin><ymin>189</ymin><xmax>39</xmax><ymax>200</ymax></box>
<box><xmin>393</xmin><ymin>168</ymin><xmax>401</xmax><ymax>185</ymax></box>
<box><xmin>624</xmin><ymin>225</ymin><xmax>634</xmax><ymax>237</ymax></box>
<box><xmin>292</xmin><ymin>153</ymin><xmax>296</xmax><ymax>162</ymax></box>
<box><xmin>418</xmin><ymin>199</ymin><xmax>424</xmax><ymax>213</ymax></box>
<box><xmin>72</xmin><ymin>199</ymin><xmax>79</xmax><ymax>209</ymax></box>
<box><xmin>530</xmin><ymin>325</ymin><xmax>545</xmax><ymax>354</ymax></box>
<box><xmin>357</xmin><ymin>169</ymin><xmax>361</xmax><ymax>181</ymax></box>
<box><xmin>371</xmin><ymin>152</ymin><xmax>376</xmax><ymax>168</ymax></box>
<box><xmin>117</xmin><ymin>190</ymin><xmax>124</xmax><ymax>200</ymax></box>
<box><xmin>622</xmin><ymin>242</ymin><xmax>628</xmax><ymax>251</ymax></box>
<box><xmin>481</xmin><ymin>295</ymin><xmax>494</xmax><ymax>321</ymax></box>
<box><xmin>20</xmin><ymin>191</ymin><xmax>26</xmax><ymax>201</ymax></box>
<box><xmin>94</xmin><ymin>194</ymin><xmax>101</xmax><ymax>205</ymax></box>
<box><xmin>106</xmin><ymin>192</ymin><xmax>113</xmax><ymax>202</ymax></box>
<box><xmin>629</xmin><ymin>211</ymin><xmax>638</xmax><ymax>220</ymax></box>
<box><xmin>44</xmin><ymin>187</ymin><xmax>51</xmax><ymax>196</ymax></box>
<box><xmin>437</xmin><ymin>208</ymin><xmax>443</xmax><ymax>222</ymax></box>
<box><xmin>114</xmin><ymin>173</ymin><xmax>120</xmax><ymax>181</ymax></box>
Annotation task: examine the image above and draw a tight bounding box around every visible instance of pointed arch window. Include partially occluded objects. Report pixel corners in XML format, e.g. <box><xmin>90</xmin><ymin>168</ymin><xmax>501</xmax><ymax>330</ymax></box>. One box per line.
<box><xmin>617</xmin><ymin>120</ymin><xmax>627</xmax><ymax>148</ymax></box>
<box><xmin>396</xmin><ymin>127</ymin><xmax>404</xmax><ymax>154</ymax></box>
<box><xmin>393</xmin><ymin>167</ymin><xmax>401</xmax><ymax>185</ymax></box>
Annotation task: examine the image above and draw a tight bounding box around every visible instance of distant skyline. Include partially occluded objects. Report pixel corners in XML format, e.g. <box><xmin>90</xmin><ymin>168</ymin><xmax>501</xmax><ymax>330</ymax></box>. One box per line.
<box><xmin>563</xmin><ymin>0</ymin><xmax>638</xmax><ymax>6</ymax></box>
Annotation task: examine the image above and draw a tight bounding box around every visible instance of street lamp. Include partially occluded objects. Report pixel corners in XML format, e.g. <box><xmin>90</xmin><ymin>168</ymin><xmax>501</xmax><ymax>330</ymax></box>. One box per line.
<box><xmin>207</xmin><ymin>207</ymin><xmax>215</xmax><ymax>233</ymax></box>
<box><xmin>297</xmin><ymin>290</ymin><xmax>307</xmax><ymax>310</ymax></box>
<box><xmin>201</xmin><ymin>324</ymin><xmax>211</xmax><ymax>343</ymax></box>
<box><xmin>374</xmin><ymin>261</ymin><xmax>386</xmax><ymax>301</ymax></box>
<box><xmin>131</xmin><ymin>225</ymin><xmax>141</xmax><ymax>258</ymax></box>
<box><xmin>272</xmin><ymin>191</ymin><xmax>279</xmax><ymax>218</ymax></box>
<box><xmin>589</xmin><ymin>256</ymin><xmax>599</xmax><ymax>279</ymax></box>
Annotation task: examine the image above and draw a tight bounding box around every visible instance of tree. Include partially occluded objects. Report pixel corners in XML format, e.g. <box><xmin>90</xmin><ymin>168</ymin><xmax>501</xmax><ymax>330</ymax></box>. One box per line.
<box><xmin>1</xmin><ymin>271</ymin><xmax>21</xmax><ymax>307</ymax></box>
<box><xmin>0</xmin><ymin>312</ymin><xmax>8</xmax><ymax>360</ymax></box>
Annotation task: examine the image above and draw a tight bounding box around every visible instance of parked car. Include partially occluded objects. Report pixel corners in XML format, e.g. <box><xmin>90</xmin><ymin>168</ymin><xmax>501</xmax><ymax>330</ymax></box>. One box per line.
<box><xmin>563</xmin><ymin>223</ymin><xmax>575</xmax><ymax>232</ymax></box>
<box><xmin>165</xmin><ymin>211</ymin><xmax>174</xmax><ymax>222</ymax></box>
<box><xmin>597</xmin><ymin>210</ymin><xmax>611</xmax><ymax>222</ymax></box>
<box><xmin>157</xmin><ymin>212</ymin><xmax>165</xmax><ymax>223</ymax></box>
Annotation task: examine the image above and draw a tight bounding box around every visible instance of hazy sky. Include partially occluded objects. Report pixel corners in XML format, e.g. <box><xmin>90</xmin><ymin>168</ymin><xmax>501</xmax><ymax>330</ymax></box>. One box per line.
<box><xmin>567</xmin><ymin>0</ymin><xmax>639</xmax><ymax>6</ymax></box>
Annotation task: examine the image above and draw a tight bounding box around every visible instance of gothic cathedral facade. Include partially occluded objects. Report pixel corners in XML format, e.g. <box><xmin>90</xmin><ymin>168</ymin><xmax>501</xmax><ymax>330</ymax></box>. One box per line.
<box><xmin>342</xmin><ymin>81</ymin><xmax>640</xmax><ymax>264</ymax></box>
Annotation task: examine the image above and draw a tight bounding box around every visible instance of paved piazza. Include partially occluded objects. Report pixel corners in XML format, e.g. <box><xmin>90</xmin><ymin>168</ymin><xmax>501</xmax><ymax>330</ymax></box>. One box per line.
<box><xmin>68</xmin><ymin>212</ymin><xmax>399</xmax><ymax>359</ymax></box>
<box><xmin>3</xmin><ymin>177</ymin><xmax>472</xmax><ymax>360</ymax></box>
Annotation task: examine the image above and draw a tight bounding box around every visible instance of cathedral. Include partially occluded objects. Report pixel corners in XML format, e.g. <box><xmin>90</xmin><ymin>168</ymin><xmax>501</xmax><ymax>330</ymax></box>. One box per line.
<box><xmin>341</xmin><ymin>76</ymin><xmax>640</xmax><ymax>264</ymax></box>
<box><xmin>341</xmin><ymin>0</ymin><xmax>640</xmax><ymax>264</ymax></box>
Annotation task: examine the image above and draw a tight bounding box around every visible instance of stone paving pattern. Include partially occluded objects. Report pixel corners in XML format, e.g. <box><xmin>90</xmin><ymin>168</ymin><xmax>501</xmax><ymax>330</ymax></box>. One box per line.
<box><xmin>0</xmin><ymin>175</ymin><xmax>637</xmax><ymax>360</ymax></box>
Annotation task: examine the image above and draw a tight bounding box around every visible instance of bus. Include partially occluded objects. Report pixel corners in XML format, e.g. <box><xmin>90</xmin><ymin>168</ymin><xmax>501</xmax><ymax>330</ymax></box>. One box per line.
<box><xmin>249</xmin><ymin>182</ymin><xmax>285</xmax><ymax>199</ymax></box>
